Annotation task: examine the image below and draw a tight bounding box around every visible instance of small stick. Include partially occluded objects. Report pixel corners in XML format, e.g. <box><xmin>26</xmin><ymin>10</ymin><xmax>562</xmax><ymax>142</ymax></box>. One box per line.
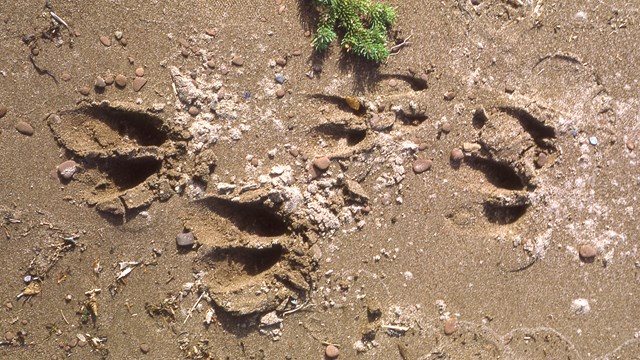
<box><xmin>60</xmin><ymin>309</ymin><xmax>69</xmax><ymax>325</ymax></box>
<box><xmin>382</xmin><ymin>324</ymin><xmax>411</xmax><ymax>332</ymax></box>
<box><xmin>183</xmin><ymin>291</ymin><xmax>206</xmax><ymax>324</ymax></box>
<box><xmin>389</xmin><ymin>34</ymin><xmax>413</xmax><ymax>53</ymax></box>
<box><xmin>283</xmin><ymin>299</ymin><xmax>312</xmax><ymax>316</ymax></box>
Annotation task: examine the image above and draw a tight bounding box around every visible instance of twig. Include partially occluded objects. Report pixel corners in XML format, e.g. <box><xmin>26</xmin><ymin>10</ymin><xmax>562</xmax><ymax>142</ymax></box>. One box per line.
<box><xmin>389</xmin><ymin>34</ymin><xmax>412</xmax><ymax>53</ymax></box>
<box><xmin>60</xmin><ymin>309</ymin><xmax>69</xmax><ymax>325</ymax></box>
<box><xmin>29</xmin><ymin>54</ymin><xmax>58</xmax><ymax>84</ymax></box>
<box><xmin>381</xmin><ymin>324</ymin><xmax>411</xmax><ymax>332</ymax></box>
<box><xmin>283</xmin><ymin>299</ymin><xmax>312</xmax><ymax>316</ymax></box>
<box><xmin>183</xmin><ymin>291</ymin><xmax>206</xmax><ymax>324</ymax></box>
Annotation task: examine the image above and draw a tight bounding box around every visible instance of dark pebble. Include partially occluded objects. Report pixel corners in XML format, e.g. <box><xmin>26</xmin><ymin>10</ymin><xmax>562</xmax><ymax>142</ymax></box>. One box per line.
<box><xmin>140</xmin><ymin>343</ymin><xmax>151</xmax><ymax>354</ymax></box>
<box><xmin>132</xmin><ymin>77</ymin><xmax>148</xmax><ymax>92</ymax></box>
<box><xmin>312</xmin><ymin>64</ymin><xmax>323</xmax><ymax>73</ymax></box>
<box><xmin>412</xmin><ymin>159</ymin><xmax>433</xmax><ymax>174</ymax></box>
<box><xmin>135</xmin><ymin>67</ymin><xmax>145</xmax><ymax>77</ymax></box>
<box><xmin>176</xmin><ymin>232</ymin><xmax>195</xmax><ymax>247</ymax></box>
<box><xmin>99</xmin><ymin>35</ymin><xmax>111</xmax><ymax>47</ymax></box>
<box><xmin>119</xmin><ymin>37</ymin><xmax>128</xmax><ymax>46</ymax></box>
<box><xmin>188</xmin><ymin>106</ymin><xmax>200</xmax><ymax>116</ymax></box>
<box><xmin>231</xmin><ymin>56</ymin><xmax>244</xmax><ymax>66</ymax></box>
<box><xmin>78</xmin><ymin>86</ymin><xmax>91</xmax><ymax>96</ymax></box>
<box><xmin>444</xmin><ymin>318</ymin><xmax>458</xmax><ymax>335</ymax></box>
<box><xmin>95</xmin><ymin>77</ymin><xmax>106</xmax><ymax>89</ymax></box>
<box><xmin>325</xmin><ymin>344</ymin><xmax>340</xmax><ymax>358</ymax></box>
<box><xmin>115</xmin><ymin>74</ymin><xmax>127</xmax><ymax>87</ymax></box>
<box><xmin>450</xmin><ymin>148</ymin><xmax>464</xmax><ymax>162</ymax></box>
<box><xmin>57</xmin><ymin>160</ymin><xmax>78</xmax><ymax>180</ymax></box>
<box><xmin>313</xmin><ymin>156</ymin><xmax>331</xmax><ymax>171</ymax></box>
<box><xmin>578</xmin><ymin>244</ymin><xmax>597</xmax><ymax>260</ymax></box>
<box><xmin>0</xmin><ymin>104</ymin><xmax>7</xmax><ymax>118</ymax></box>
<box><xmin>275</xmin><ymin>57</ymin><xmax>287</xmax><ymax>66</ymax></box>
<box><xmin>471</xmin><ymin>0</ymin><xmax>480</xmax><ymax>5</ymax></box>
<box><xmin>15</xmin><ymin>121</ymin><xmax>34</xmax><ymax>136</ymax></box>
<box><xmin>276</xmin><ymin>88</ymin><xmax>285</xmax><ymax>98</ymax></box>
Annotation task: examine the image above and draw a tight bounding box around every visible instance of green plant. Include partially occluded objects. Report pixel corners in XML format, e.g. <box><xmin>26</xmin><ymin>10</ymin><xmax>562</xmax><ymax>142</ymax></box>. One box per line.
<box><xmin>311</xmin><ymin>0</ymin><xmax>397</xmax><ymax>63</ymax></box>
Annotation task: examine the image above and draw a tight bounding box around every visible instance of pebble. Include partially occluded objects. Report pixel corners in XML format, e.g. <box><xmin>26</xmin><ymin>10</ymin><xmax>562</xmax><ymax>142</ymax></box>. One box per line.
<box><xmin>418</xmin><ymin>142</ymin><xmax>428</xmax><ymax>151</ymax></box>
<box><xmin>205</xmin><ymin>28</ymin><xmax>218</xmax><ymax>37</ymax></box>
<box><xmin>412</xmin><ymin>159</ymin><xmax>433</xmax><ymax>174</ymax></box>
<box><xmin>589</xmin><ymin>136</ymin><xmax>598</xmax><ymax>146</ymax></box>
<box><xmin>325</xmin><ymin>344</ymin><xmax>340</xmax><ymax>358</ymax></box>
<box><xmin>31</xmin><ymin>48</ymin><xmax>40</xmax><ymax>56</ymax></box>
<box><xmin>441</xmin><ymin>122</ymin><xmax>452</xmax><ymax>133</ymax></box>
<box><xmin>275</xmin><ymin>57</ymin><xmax>287</xmax><ymax>66</ymax></box>
<box><xmin>104</xmin><ymin>74</ymin><xmax>114</xmax><ymax>85</ymax></box>
<box><xmin>313</xmin><ymin>156</ymin><xmax>331</xmax><ymax>171</ymax></box>
<box><xmin>206</xmin><ymin>60</ymin><xmax>216</xmax><ymax>69</ymax></box>
<box><xmin>444</xmin><ymin>318</ymin><xmax>458</xmax><ymax>335</ymax></box>
<box><xmin>388</xmin><ymin>79</ymin><xmax>398</xmax><ymax>87</ymax></box>
<box><xmin>132</xmin><ymin>77</ymin><xmax>148</xmax><ymax>92</ymax></box>
<box><xmin>15</xmin><ymin>121</ymin><xmax>34</xmax><ymax>136</ymax></box>
<box><xmin>450</xmin><ymin>148</ymin><xmax>464</xmax><ymax>162</ymax></box>
<box><xmin>140</xmin><ymin>343</ymin><xmax>150</xmax><ymax>354</ymax></box>
<box><xmin>181</xmin><ymin>49</ymin><xmax>190</xmax><ymax>57</ymax></box>
<box><xmin>135</xmin><ymin>67</ymin><xmax>145</xmax><ymax>77</ymax></box>
<box><xmin>0</xmin><ymin>104</ymin><xmax>7</xmax><ymax>118</ymax></box>
<box><xmin>95</xmin><ymin>76</ymin><xmax>106</xmax><ymax>89</ymax></box>
<box><xmin>276</xmin><ymin>88</ymin><xmax>285</xmax><ymax>98</ymax></box>
<box><xmin>120</xmin><ymin>38</ymin><xmax>128</xmax><ymax>46</ymax></box>
<box><xmin>578</xmin><ymin>244</ymin><xmax>597</xmax><ymax>260</ymax></box>
<box><xmin>188</xmin><ymin>106</ymin><xmax>200</xmax><ymax>116</ymax></box>
<box><xmin>99</xmin><ymin>35</ymin><xmax>111</xmax><ymax>47</ymax></box>
<box><xmin>275</xmin><ymin>74</ymin><xmax>285</xmax><ymax>84</ymax></box>
<box><xmin>231</xmin><ymin>56</ymin><xmax>244</xmax><ymax>66</ymax></box>
<box><xmin>536</xmin><ymin>152</ymin><xmax>548</xmax><ymax>168</ymax></box>
<box><xmin>114</xmin><ymin>31</ymin><xmax>123</xmax><ymax>40</ymax></box>
<box><xmin>4</xmin><ymin>331</ymin><xmax>15</xmax><ymax>341</ymax></box>
<box><xmin>61</xmin><ymin>73</ymin><xmax>71</xmax><ymax>82</ymax></box>
<box><xmin>627</xmin><ymin>139</ymin><xmax>635</xmax><ymax>151</ymax></box>
<box><xmin>115</xmin><ymin>74</ymin><xmax>127</xmax><ymax>87</ymax></box>
<box><xmin>444</xmin><ymin>91</ymin><xmax>456</xmax><ymax>101</ymax></box>
<box><xmin>78</xmin><ymin>86</ymin><xmax>91</xmax><ymax>96</ymax></box>
<box><xmin>5</xmin><ymin>302</ymin><xmax>13</xmax><ymax>310</ymax></box>
<box><xmin>176</xmin><ymin>232</ymin><xmax>195</xmax><ymax>247</ymax></box>
<box><xmin>57</xmin><ymin>160</ymin><xmax>78</xmax><ymax>180</ymax></box>
<box><xmin>289</xmin><ymin>148</ymin><xmax>299</xmax><ymax>157</ymax></box>
<box><xmin>219</xmin><ymin>65</ymin><xmax>229</xmax><ymax>75</ymax></box>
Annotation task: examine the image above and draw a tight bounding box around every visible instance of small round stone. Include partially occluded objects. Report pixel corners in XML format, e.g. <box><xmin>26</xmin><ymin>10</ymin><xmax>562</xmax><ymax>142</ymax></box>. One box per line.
<box><xmin>627</xmin><ymin>139</ymin><xmax>636</xmax><ymax>151</ymax></box>
<box><xmin>250</xmin><ymin>157</ymin><xmax>259</xmax><ymax>167</ymax></box>
<box><xmin>231</xmin><ymin>56</ymin><xmax>244</xmax><ymax>66</ymax></box>
<box><xmin>444</xmin><ymin>91</ymin><xmax>456</xmax><ymax>101</ymax></box>
<box><xmin>31</xmin><ymin>47</ymin><xmax>40</xmax><ymax>56</ymax></box>
<box><xmin>536</xmin><ymin>152</ymin><xmax>548</xmax><ymax>168</ymax></box>
<box><xmin>450</xmin><ymin>148</ymin><xmax>464</xmax><ymax>162</ymax></box>
<box><xmin>276</xmin><ymin>88</ymin><xmax>285</xmax><ymax>98</ymax></box>
<box><xmin>104</xmin><ymin>74</ymin><xmax>114</xmax><ymax>85</ymax></box>
<box><xmin>5</xmin><ymin>302</ymin><xmax>13</xmax><ymax>310</ymax></box>
<box><xmin>205</xmin><ymin>28</ymin><xmax>218</xmax><ymax>37</ymax></box>
<box><xmin>95</xmin><ymin>76</ymin><xmax>106</xmax><ymax>89</ymax></box>
<box><xmin>444</xmin><ymin>318</ymin><xmax>458</xmax><ymax>335</ymax></box>
<box><xmin>412</xmin><ymin>159</ymin><xmax>433</xmax><ymax>174</ymax></box>
<box><xmin>4</xmin><ymin>331</ymin><xmax>15</xmax><ymax>341</ymax></box>
<box><xmin>188</xmin><ymin>106</ymin><xmax>200</xmax><ymax>116</ymax></box>
<box><xmin>132</xmin><ymin>77</ymin><xmax>148</xmax><ymax>92</ymax></box>
<box><xmin>99</xmin><ymin>35</ymin><xmax>111</xmax><ymax>47</ymax></box>
<box><xmin>120</xmin><ymin>38</ymin><xmax>128</xmax><ymax>46</ymax></box>
<box><xmin>313</xmin><ymin>156</ymin><xmax>331</xmax><ymax>171</ymax></box>
<box><xmin>181</xmin><ymin>49</ymin><xmax>190</xmax><ymax>57</ymax></box>
<box><xmin>578</xmin><ymin>244</ymin><xmax>597</xmax><ymax>260</ymax></box>
<box><xmin>115</xmin><ymin>74</ymin><xmax>127</xmax><ymax>87</ymax></box>
<box><xmin>0</xmin><ymin>104</ymin><xmax>7</xmax><ymax>118</ymax></box>
<box><xmin>418</xmin><ymin>142</ymin><xmax>428</xmax><ymax>151</ymax></box>
<box><xmin>289</xmin><ymin>148</ymin><xmax>299</xmax><ymax>157</ymax></box>
<box><xmin>176</xmin><ymin>232</ymin><xmax>195</xmax><ymax>247</ymax></box>
<box><xmin>114</xmin><ymin>31</ymin><xmax>123</xmax><ymax>40</ymax></box>
<box><xmin>135</xmin><ymin>67</ymin><xmax>145</xmax><ymax>77</ymax></box>
<box><xmin>61</xmin><ymin>73</ymin><xmax>71</xmax><ymax>82</ymax></box>
<box><xmin>78</xmin><ymin>86</ymin><xmax>91</xmax><ymax>96</ymax></box>
<box><xmin>325</xmin><ymin>344</ymin><xmax>340</xmax><ymax>358</ymax></box>
<box><xmin>275</xmin><ymin>57</ymin><xmax>287</xmax><ymax>66</ymax></box>
<box><xmin>206</xmin><ymin>60</ymin><xmax>216</xmax><ymax>69</ymax></box>
<box><xmin>140</xmin><ymin>343</ymin><xmax>151</xmax><ymax>354</ymax></box>
<box><xmin>15</xmin><ymin>121</ymin><xmax>34</xmax><ymax>136</ymax></box>
<box><xmin>57</xmin><ymin>160</ymin><xmax>78</xmax><ymax>180</ymax></box>
<box><xmin>388</xmin><ymin>79</ymin><xmax>398</xmax><ymax>87</ymax></box>
<box><xmin>441</xmin><ymin>122</ymin><xmax>452</xmax><ymax>133</ymax></box>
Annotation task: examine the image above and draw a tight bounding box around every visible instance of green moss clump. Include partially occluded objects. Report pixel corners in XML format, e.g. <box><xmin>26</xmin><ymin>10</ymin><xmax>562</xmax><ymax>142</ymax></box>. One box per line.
<box><xmin>311</xmin><ymin>0</ymin><xmax>397</xmax><ymax>63</ymax></box>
